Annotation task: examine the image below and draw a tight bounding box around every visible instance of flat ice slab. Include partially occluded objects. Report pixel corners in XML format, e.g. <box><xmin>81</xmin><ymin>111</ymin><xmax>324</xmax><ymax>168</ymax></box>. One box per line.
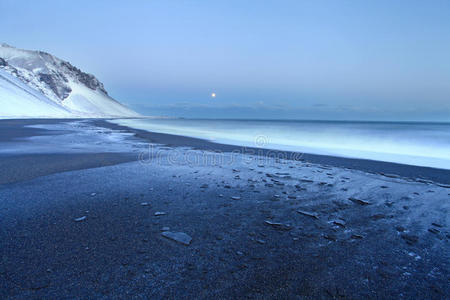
<box><xmin>161</xmin><ymin>231</ymin><xmax>192</xmax><ymax>245</ymax></box>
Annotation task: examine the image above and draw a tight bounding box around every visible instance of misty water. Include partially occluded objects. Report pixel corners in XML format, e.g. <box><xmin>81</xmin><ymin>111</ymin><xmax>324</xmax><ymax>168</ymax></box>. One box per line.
<box><xmin>110</xmin><ymin>118</ymin><xmax>450</xmax><ymax>170</ymax></box>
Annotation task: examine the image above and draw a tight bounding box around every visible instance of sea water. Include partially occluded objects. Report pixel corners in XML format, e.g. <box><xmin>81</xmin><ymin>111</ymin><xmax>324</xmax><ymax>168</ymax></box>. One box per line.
<box><xmin>109</xmin><ymin>118</ymin><xmax>450</xmax><ymax>170</ymax></box>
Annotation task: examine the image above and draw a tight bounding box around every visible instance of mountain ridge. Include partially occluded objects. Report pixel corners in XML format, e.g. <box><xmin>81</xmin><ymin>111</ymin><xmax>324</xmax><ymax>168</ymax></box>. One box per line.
<box><xmin>0</xmin><ymin>44</ymin><xmax>140</xmax><ymax>118</ymax></box>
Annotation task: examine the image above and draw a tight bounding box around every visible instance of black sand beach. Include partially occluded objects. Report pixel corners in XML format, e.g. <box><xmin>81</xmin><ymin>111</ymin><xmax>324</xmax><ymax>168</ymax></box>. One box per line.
<box><xmin>0</xmin><ymin>119</ymin><xmax>449</xmax><ymax>299</ymax></box>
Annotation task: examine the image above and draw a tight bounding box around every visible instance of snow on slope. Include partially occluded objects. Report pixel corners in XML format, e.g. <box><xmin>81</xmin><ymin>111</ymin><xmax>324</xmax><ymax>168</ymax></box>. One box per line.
<box><xmin>0</xmin><ymin>69</ymin><xmax>72</xmax><ymax>118</ymax></box>
<box><xmin>0</xmin><ymin>43</ymin><xmax>140</xmax><ymax>118</ymax></box>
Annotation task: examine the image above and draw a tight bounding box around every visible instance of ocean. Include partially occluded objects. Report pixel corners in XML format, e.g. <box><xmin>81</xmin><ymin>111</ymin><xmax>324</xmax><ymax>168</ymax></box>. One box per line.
<box><xmin>109</xmin><ymin>118</ymin><xmax>450</xmax><ymax>170</ymax></box>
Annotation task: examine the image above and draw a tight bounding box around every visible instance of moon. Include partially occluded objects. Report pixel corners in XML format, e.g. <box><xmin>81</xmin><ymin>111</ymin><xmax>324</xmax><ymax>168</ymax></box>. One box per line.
<box><xmin>211</xmin><ymin>92</ymin><xmax>216</xmax><ymax>98</ymax></box>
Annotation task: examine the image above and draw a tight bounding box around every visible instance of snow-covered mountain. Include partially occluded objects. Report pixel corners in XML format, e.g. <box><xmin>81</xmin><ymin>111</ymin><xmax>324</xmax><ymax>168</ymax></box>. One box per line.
<box><xmin>0</xmin><ymin>43</ymin><xmax>140</xmax><ymax>118</ymax></box>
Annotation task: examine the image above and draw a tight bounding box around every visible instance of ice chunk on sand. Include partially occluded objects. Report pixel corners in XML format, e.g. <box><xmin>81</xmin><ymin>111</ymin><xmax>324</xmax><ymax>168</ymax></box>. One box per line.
<box><xmin>161</xmin><ymin>231</ymin><xmax>192</xmax><ymax>245</ymax></box>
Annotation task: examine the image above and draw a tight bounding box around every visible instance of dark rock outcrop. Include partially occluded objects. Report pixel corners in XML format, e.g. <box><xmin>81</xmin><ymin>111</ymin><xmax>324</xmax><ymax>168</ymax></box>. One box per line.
<box><xmin>60</xmin><ymin>61</ymin><xmax>108</xmax><ymax>95</ymax></box>
<box><xmin>38</xmin><ymin>73</ymin><xmax>72</xmax><ymax>100</ymax></box>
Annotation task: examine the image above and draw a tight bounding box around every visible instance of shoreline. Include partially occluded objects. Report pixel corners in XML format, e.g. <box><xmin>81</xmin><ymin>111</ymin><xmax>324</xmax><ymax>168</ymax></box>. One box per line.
<box><xmin>0</xmin><ymin>117</ymin><xmax>448</xmax><ymax>185</ymax></box>
<box><xmin>0</xmin><ymin>119</ymin><xmax>137</xmax><ymax>184</ymax></box>
<box><xmin>94</xmin><ymin>119</ymin><xmax>450</xmax><ymax>185</ymax></box>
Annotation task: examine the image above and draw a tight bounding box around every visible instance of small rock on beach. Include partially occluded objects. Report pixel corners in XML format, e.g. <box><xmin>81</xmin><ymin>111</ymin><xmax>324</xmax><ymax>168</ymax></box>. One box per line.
<box><xmin>297</xmin><ymin>210</ymin><xmax>319</xmax><ymax>219</ymax></box>
<box><xmin>161</xmin><ymin>231</ymin><xmax>192</xmax><ymax>245</ymax></box>
<box><xmin>348</xmin><ymin>197</ymin><xmax>370</xmax><ymax>205</ymax></box>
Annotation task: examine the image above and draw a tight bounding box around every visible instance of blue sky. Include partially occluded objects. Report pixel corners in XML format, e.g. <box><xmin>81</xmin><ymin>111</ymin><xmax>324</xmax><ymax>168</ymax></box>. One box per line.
<box><xmin>1</xmin><ymin>0</ymin><xmax>449</xmax><ymax>121</ymax></box>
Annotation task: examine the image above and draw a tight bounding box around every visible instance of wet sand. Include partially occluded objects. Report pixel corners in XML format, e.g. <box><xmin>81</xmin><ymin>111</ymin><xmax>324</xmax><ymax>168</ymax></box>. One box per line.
<box><xmin>0</xmin><ymin>119</ymin><xmax>137</xmax><ymax>184</ymax></box>
<box><xmin>0</xmin><ymin>119</ymin><xmax>448</xmax><ymax>299</ymax></box>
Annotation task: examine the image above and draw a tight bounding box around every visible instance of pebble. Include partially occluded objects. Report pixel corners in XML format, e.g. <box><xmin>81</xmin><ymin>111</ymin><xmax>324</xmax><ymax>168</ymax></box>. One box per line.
<box><xmin>428</xmin><ymin>228</ymin><xmax>440</xmax><ymax>234</ymax></box>
<box><xmin>300</xmin><ymin>179</ymin><xmax>313</xmax><ymax>183</ymax></box>
<box><xmin>154</xmin><ymin>212</ymin><xmax>167</xmax><ymax>216</ymax></box>
<box><xmin>74</xmin><ymin>216</ymin><xmax>87</xmax><ymax>222</ymax></box>
<box><xmin>370</xmin><ymin>214</ymin><xmax>386</xmax><ymax>221</ymax></box>
<box><xmin>351</xmin><ymin>234</ymin><xmax>363</xmax><ymax>239</ymax></box>
<box><xmin>379</xmin><ymin>173</ymin><xmax>399</xmax><ymax>178</ymax></box>
<box><xmin>333</xmin><ymin>220</ymin><xmax>346</xmax><ymax>228</ymax></box>
<box><xmin>140</xmin><ymin>202</ymin><xmax>150</xmax><ymax>206</ymax></box>
<box><xmin>264</xmin><ymin>220</ymin><xmax>292</xmax><ymax>231</ymax></box>
<box><xmin>348</xmin><ymin>197</ymin><xmax>370</xmax><ymax>205</ymax></box>
<box><xmin>401</xmin><ymin>233</ymin><xmax>419</xmax><ymax>245</ymax></box>
<box><xmin>436</xmin><ymin>183</ymin><xmax>450</xmax><ymax>188</ymax></box>
<box><xmin>161</xmin><ymin>231</ymin><xmax>192</xmax><ymax>245</ymax></box>
<box><xmin>231</xmin><ymin>196</ymin><xmax>241</xmax><ymax>200</ymax></box>
<box><xmin>323</xmin><ymin>234</ymin><xmax>337</xmax><ymax>241</ymax></box>
<box><xmin>297</xmin><ymin>210</ymin><xmax>319</xmax><ymax>219</ymax></box>
<box><xmin>29</xmin><ymin>278</ymin><xmax>50</xmax><ymax>291</ymax></box>
<box><xmin>395</xmin><ymin>226</ymin><xmax>406</xmax><ymax>232</ymax></box>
